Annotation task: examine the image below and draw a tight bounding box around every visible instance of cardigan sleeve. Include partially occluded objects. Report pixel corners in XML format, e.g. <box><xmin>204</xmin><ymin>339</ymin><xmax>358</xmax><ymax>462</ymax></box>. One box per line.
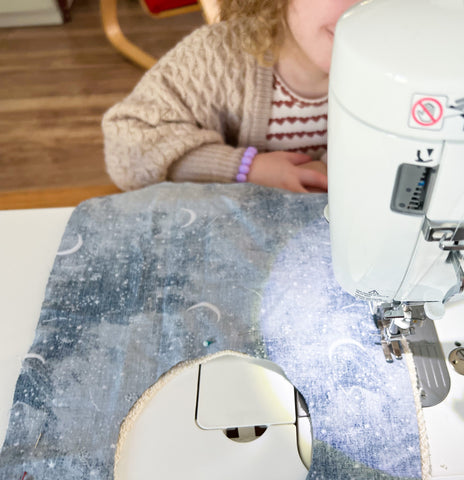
<box><xmin>102</xmin><ymin>24</ymin><xmax>251</xmax><ymax>191</ymax></box>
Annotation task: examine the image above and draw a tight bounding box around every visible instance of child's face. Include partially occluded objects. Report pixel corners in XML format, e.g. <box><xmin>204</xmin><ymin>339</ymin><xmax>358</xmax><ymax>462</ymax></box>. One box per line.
<box><xmin>286</xmin><ymin>0</ymin><xmax>359</xmax><ymax>74</ymax></box>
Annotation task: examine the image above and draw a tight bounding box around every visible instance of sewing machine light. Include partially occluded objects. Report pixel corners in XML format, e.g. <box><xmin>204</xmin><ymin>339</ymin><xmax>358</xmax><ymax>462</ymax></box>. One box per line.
<box><xmin>423</xmin><ymin>301</ymin><xmax>446</xmax><ymax>321</ymax></box>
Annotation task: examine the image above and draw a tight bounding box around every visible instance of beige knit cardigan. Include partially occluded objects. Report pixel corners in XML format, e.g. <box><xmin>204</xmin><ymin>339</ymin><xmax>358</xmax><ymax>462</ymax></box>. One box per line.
<box><xmin>102</xmin><ymin>21</ymin><xmax>274</xmax><ymax>191</ymax></box>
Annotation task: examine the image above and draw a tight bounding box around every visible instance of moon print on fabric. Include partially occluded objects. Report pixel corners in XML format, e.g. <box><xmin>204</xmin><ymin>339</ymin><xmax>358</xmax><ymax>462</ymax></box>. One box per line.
<box><xmin>260</xmin><ymin>217</ymin><xmax>422</xmax><ymax>479</ymax></box>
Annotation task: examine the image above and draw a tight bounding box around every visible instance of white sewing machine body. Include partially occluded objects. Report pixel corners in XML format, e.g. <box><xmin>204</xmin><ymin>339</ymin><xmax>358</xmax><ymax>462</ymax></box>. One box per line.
<box><xmin>328</xmin><ymin>0</ymin><xmax>464</xmax><ymax>308</ymax></box>
<box><xmin>328</xmin><ymin>0</ymin><xmax>464</xmax><ymax>477</ymax></box>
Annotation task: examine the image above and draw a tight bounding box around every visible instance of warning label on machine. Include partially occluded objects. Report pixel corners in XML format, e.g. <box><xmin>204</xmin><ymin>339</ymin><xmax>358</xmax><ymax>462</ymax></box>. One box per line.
<box><xmin>409</xmin><ymin>94</ymin><xmax>447</xmax><ymax>130</ymax></box>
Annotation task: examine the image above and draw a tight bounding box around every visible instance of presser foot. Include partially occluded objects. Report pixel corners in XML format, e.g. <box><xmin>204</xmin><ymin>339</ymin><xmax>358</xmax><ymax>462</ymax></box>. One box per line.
<box><xmin>376</xmin><ymin>317</ymin><xmax>408</xmax><ymax>363</ymax></box>
<box><xmin>372</xmin><ymin>302</ymin><xmax>424</xmax><ymax>363</ymax></box>
<box><xmin>373</xmin><ymin>302</ymin><xmax>451</xmax><ymax>407</ymax></box>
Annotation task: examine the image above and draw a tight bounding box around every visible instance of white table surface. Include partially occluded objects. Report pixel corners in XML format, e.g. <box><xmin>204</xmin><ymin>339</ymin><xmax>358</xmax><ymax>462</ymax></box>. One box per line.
<box><xmin>0</xmin><ymin>207</ymin><xmax>73</xmax><ymax>448</ymax></box>
<box><xmin>0</xmin><ymin>207</ymin><xmax>463</xmax><ymax>479</ymax></box>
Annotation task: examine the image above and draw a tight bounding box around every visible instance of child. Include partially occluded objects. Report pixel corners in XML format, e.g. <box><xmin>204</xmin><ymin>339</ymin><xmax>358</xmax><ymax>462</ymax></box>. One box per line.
<box><xmin>102</xmin><ymin>0</ymin><xmax>359</xmax><ymax>193</ymax></box>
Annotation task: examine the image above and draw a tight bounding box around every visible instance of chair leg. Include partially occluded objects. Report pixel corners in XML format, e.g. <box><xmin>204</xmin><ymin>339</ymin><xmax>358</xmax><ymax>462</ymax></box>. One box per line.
<box><xmin>100</xmin><ymin>0</ymin><xmax>157</xmax><ymax>70</ymax></box>
<box><xmin>198</xmin><ymin>0</ymin><xmax>219</xmax><ymax>24</ymax></box>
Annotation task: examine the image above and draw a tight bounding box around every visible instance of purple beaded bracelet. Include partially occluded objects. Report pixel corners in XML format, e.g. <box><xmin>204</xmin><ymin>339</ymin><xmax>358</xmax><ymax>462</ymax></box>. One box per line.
<box><xmin>236</xmin><ymin>146</ymin><xmax>258</xmax><ymax>183</ymax></box>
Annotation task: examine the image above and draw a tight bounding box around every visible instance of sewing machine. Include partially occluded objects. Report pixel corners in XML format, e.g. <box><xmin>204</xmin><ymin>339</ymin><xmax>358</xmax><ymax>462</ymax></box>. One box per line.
<box><xmin>328</xmin><ymin>0</ymin><xmax>464</xmax><ymax>477</ymax></box>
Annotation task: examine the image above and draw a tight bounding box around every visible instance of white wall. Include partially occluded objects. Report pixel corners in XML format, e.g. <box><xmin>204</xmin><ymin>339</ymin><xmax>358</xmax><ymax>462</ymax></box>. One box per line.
<box><xmin>0</xmin><ymin>0</ymin><xmax>63</xmax><ymax>27</ymax></box>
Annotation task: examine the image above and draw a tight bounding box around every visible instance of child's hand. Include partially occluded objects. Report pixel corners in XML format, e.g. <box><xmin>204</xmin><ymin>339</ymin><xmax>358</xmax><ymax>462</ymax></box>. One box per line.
<box><xmin>247</xmin><ymin>151</ymin><xmax>328</xmax><ymax>193</ymax></box>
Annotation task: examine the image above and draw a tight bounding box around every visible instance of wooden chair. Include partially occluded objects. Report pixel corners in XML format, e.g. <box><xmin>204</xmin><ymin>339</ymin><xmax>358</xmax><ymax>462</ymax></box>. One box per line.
<box><xmin>100</xmin><ymin>0</ymin><xmax>219</xmax><ymax>70</ymax></box>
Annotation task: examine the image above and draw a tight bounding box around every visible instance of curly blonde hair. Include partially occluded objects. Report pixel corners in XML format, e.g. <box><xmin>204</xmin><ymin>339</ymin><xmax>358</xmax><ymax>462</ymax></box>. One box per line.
<box><xmin>219</xmin><ymin>0</ymin><xmax>290</xmax><ymax>65</ymax></box>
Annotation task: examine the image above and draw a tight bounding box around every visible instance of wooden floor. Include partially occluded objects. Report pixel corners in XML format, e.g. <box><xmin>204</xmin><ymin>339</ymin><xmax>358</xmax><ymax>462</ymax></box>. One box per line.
<box><xmin>0</xmin><ymin>0</ymin><xmax>204</xmax><ymax>209</ymax></box>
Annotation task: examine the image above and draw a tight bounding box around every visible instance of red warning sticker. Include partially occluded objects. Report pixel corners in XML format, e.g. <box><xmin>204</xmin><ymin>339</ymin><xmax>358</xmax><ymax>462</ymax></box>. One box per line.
<box><xmin>409</xmin><ymin>95</ymin><xmax>447</xmax><ymax>130</ymax></box>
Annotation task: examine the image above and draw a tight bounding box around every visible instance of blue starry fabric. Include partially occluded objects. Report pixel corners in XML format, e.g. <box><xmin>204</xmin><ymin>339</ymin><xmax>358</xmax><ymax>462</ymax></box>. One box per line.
<box><xmin>0</xmin><ymin>183</ymin><xmax>422</xmax><ymax>479</ymax></box>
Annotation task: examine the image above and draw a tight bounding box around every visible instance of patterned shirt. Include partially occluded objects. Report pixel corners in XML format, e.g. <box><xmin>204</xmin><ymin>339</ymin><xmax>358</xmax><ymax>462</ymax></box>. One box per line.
<box><xmin>266</xmin><ymin>72</ymin><xmax>328</xmax><ymax>161</ymax></box>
